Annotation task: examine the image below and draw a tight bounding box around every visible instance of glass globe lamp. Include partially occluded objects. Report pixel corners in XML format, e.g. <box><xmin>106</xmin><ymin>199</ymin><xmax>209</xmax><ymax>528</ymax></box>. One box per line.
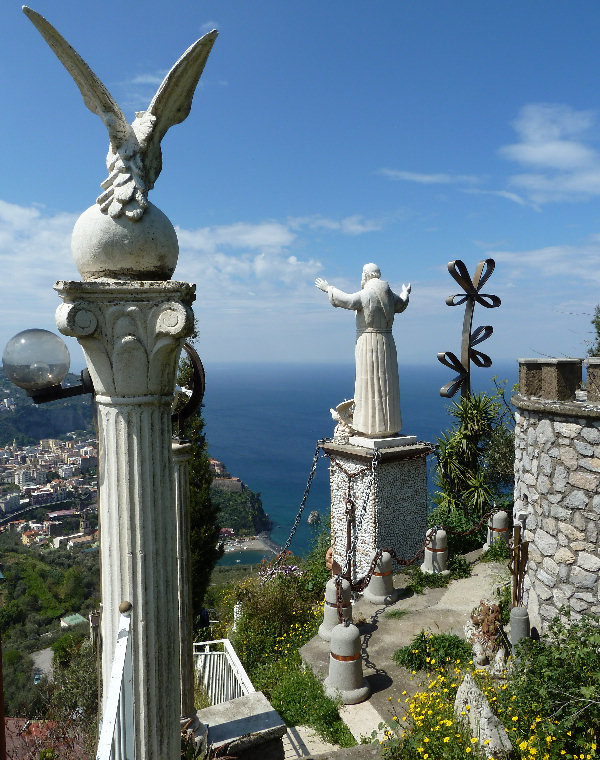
<box><xmin>3</xmin><ymin>329</ymin><xmax>70</xmax><ymax>391</ymax></box>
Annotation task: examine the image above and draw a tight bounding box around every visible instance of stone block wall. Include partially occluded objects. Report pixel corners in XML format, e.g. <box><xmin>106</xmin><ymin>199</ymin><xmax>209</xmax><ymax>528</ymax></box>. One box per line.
<box><xmin>513</xmin><ymin>358</ymin><xmax>600</xmax><ymax>634</ymax></box>
<box><xmin>323</xmin><ymin>441</ymin><xmax>429</xmax><ymax>580</ymax></box>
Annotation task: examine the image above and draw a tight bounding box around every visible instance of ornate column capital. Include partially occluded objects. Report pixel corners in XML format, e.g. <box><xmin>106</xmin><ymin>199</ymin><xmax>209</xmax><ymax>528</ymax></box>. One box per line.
<box><xmin>54</xmin><ymin>280</ymin><xmax>195</xmax><ymax>399</ymax></box>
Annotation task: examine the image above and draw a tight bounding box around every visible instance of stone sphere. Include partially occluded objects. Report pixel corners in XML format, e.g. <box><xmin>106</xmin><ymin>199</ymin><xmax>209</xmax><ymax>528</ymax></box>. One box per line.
<box><xmin>71</xmin><ymin>202</ymin><xmax>179</xmax><ymax>281</ymax></box>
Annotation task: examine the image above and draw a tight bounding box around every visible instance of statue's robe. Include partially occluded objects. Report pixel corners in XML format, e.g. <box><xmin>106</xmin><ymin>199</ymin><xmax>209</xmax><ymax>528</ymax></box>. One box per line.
<box><xmin>327</xmin><ymin>278</ymin><xmax>408</xmax><ymax>437</ymax></box>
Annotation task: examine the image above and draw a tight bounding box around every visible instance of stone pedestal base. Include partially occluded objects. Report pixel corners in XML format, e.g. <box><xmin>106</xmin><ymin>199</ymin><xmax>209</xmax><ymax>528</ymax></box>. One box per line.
<box><xmin>323</xmin><ymin>439</ymin><xmax>431</xmax><ymax>581</ymax></box>
<box><xmin>349</xmin><ymin>434</ymin><xmax>417</xmax><ymax>449</ymax></box>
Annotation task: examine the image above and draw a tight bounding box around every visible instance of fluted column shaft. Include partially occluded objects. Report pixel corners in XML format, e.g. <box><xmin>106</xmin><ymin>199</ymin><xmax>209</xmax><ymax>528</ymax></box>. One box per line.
<box><xmin>55</xmin><ymin>280</ymin><xmax>195</xmax><ymax>760</ymax></box>
<box><xmin>172</xmin><ymin>441</ymin><xmax>195</xmax><ymax>722</ymax></box>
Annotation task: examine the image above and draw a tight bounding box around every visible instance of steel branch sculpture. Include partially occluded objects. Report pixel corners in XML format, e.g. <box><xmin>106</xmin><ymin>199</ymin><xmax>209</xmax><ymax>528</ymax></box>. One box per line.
<box><xmin>437</xmin><ymin>259</ymin><xmax>501</xmax><ymax>398</ymax></box>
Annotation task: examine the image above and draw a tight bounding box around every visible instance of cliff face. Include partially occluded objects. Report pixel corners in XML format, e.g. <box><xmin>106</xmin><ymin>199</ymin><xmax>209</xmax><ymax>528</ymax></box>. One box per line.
<box><xmin>210</xmin><ymin>485</ymin><xmax>271</xmax><ymax>535</ymax></box>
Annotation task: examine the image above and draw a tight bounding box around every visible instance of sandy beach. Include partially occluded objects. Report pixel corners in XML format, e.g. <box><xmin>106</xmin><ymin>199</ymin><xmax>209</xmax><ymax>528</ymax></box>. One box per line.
<box><xmin>222</xmin><ymin>532</ymin><xmax>282</xmax><ymax>555</ymax></box>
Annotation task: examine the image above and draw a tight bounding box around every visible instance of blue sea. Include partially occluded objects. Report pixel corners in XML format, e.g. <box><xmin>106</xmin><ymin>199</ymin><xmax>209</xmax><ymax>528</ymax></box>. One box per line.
<box><xmin>203</xmin><ymin>361</ymin><xmax>518</xmax><ymax>561</ymax></box>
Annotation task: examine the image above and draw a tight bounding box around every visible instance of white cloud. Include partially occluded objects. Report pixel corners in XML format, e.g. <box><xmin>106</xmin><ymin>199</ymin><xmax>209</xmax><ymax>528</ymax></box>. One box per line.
<box><xmin>200</xmin><ymin>21</ymin><xmax>220</xmax><ymax>34</ymax></box>
<box><xmin>378</xmin><ymin>169</ymin><xmax>479</xmax><ymax>185</ymax></box>
<box><xmin>126</xmin><ymin>72</ymin><xmax>167</xmax><ymax>87</ymax></box>
<box><xmin>463</xmin><ymin>188</ymin><xmax>530</xmax><ymax>207</ymax></box>
<box><xmin>484</xmin><ymin>237</ymin><xmax>600</xmax><ymax>287</ymax></box>
<box><xmin>0</xmin><ymin>201</ymin><xmax>82</xmax><ymax>360</ymax></box>
<box><xmin>0</xmin><ymin>201</ymin><xmax>331</xmax><ymax>363</ymax></box>
<box><xmin>500</xmin><ymin>103</ymin><xmax>600</xmax><ymax>203</ymax></box>
<box><xmin>510</xmin><ymin>103</ymin><xmax>595</xmax><ymax>143</ymax></box>
<box><xmin>177</xmin><ymin>221</ymin><xmax>295</xmax><ymax>255</ymax></box>
<box><xmin>288</xmin><ymin>214</ymin><xmax>382</xmax><ymax>235</ymax></box>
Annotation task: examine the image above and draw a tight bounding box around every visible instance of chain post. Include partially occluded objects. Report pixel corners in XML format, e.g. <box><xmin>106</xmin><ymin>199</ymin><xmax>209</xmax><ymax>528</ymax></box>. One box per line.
<box><xmin>343</xmin><ymin>498</ymin><xmax>355</xmax><ymax>582</ymax></box>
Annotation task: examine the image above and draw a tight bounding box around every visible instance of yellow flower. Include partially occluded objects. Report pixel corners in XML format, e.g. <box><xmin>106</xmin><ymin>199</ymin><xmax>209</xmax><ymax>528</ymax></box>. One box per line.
<box><xmin>466</xmin><ymin>748</ymin><xmax>472</xmax><ymax>754</ymax></box>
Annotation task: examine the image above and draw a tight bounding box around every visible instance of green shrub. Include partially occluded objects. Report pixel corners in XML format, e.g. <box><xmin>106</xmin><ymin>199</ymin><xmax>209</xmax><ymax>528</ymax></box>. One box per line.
<box><xmin>427</xmin><ymin>504</ymin><xmax>484</xmax><ymax>555</ymax></box>
<box><xmin>481</xmin><ymin>537</ymin><xmax>511</xmax><ymax>562</ymax></box>
<box><xmin>447</xmin><ymin>554</ymin><xmax>472</xmax><ymax>579</ymax></box>
<box><xmin>402</xmin><ymin>555</ymin><xmax>471</xmax><ymax>595</ymax></box>
<box><xmin>299</xmin><ymin>516</ymin><xmax>332</xmax><ymax>595</ymax></box>
<box><xmin>378</xmin><ymin>671</ymin><xmax>486</xmax><ymax>759</ymax></box>
<box><xmin>252</xmin><ymin>653</ymin><xmax>355</xmax><ymax>747</ymax></box>
<box><xmin>230</xmin><ymin>568</ymin><xmax>321</xmax><ymax>676</ymax></box>
<box><xmin>492</xmin><ymin>611</ymin><xmax>600</xmax><ymax>755</ymax></box>
<box><xmin>393</xmin><ymin>631</ymin><xmax>472</xmax><ymax>673</ymax></box>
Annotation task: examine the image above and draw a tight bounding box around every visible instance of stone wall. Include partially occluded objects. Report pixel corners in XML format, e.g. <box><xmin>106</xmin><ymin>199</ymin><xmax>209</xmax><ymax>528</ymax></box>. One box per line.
<box><xmin>513</xmin><ymin>358</ymin><xmax>600</xmax><ymax>634</ymax></box>
<box><xmin>323</xmin><ymin>441</ymin><xmax>429</xmax><ymax>580</ymax></box>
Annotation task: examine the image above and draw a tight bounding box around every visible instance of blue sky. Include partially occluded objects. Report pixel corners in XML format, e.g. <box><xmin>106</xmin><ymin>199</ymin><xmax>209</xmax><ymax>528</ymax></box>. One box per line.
<box><xmin>3</xmin><ymin>1</ymin><xmax>600</xmax><ymax>370</ymax></box>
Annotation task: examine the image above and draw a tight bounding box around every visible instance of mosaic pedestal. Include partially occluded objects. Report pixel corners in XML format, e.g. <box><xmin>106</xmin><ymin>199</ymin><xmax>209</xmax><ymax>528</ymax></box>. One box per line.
<box><xmin>322</xmin><ymin>439</ymin><xmax>431</xmax><ymax>581</ymax></box>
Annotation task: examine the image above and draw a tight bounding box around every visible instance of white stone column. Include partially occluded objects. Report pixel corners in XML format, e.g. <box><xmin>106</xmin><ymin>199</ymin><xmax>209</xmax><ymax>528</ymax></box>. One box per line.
<box><xmin>56</xmin><ymin>281</ymin><xmax>195</xmax><ymax>760</ymax></box>
<box><xmin>172</xmin><ymin>440</ymin><xmax>196</xmax><ymax>724</ymax></box>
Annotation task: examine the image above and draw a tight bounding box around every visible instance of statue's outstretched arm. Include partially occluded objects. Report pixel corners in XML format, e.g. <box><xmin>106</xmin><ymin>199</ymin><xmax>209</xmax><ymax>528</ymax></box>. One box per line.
<box><xmin>316</xmin><ymin>277</ymin><xmax>361</xmax><ymax>309</ymax></box>
<box><xmin>395</xmin><ymin>282</ymin><xmax>411</xmax><ymax>313</ymax></box>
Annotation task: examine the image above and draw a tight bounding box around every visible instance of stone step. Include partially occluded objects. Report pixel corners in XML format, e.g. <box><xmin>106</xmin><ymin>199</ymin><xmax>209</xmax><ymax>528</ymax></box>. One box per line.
<box><xmin>197</xmin><ymin>691</ymin><xmax>287</xmax><ymax>759</ymax></box>
<box><xmin>282</xmin><ymin>725</ymin><xmax>340</xmax><ymax>759</ymax></box>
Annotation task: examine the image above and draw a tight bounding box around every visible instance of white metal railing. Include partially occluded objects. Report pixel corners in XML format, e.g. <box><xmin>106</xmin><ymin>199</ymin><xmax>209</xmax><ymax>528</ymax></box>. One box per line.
<box><xmin>96</xmin><ymin>609</ymin><xmax>134</xmax><ymax>760</ymax></box>
<box><xmin>193</xmin><ymin>638</ymin><xmax>255</xmax><ymax>705</ymax></box>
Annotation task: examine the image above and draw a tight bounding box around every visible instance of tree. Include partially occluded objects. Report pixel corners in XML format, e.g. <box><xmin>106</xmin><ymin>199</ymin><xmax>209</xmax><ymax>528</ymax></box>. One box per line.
<box><xmin>175</xmin><ymin>351</ymin><xmax>223</xmax><ymax>620</ymax></box>
<box><xmin>587</xmin><ymin>303</ymin><xmax>600</xmax><ymax>357</ymax></box>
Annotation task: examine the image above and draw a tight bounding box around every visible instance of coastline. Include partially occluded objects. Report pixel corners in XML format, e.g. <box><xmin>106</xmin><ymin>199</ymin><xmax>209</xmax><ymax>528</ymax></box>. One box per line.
<box><xmin>222</xmin><ymin>531</ymin><xmax>282</xmax><ymax>556</ymax></box>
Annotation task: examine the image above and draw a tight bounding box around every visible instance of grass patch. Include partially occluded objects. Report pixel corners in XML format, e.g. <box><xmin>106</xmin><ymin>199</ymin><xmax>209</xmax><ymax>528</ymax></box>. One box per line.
<box><xmin>252</xmin><ymin>654</ymin><xmax>355</xmax><ymax>747</ymax></box>
<box><xmin>402</xmin><ymin>555</ymin><xmax>472</xmax><ymax>595</ymax></box>
<box><xmin>393</xmin><ymin>631</ymin><xmax>472</xmax><ymax>673</ymax></box>
<box><xmin>496</xmin><ymin>581</ymin><xmax>512</xmax><ymax>625</ymax></box>
<box><xmin>385</xmin><ymin>609</ymin><xmax>408</xmax><ymax>620</ymax></box>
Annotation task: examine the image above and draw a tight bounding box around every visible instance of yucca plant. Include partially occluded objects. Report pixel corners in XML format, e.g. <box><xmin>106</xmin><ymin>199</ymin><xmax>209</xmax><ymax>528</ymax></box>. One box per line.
<box><xmin>433</xmin><ymin>391</ymin><xmax>503</xmax><ymax>519</ymax></box>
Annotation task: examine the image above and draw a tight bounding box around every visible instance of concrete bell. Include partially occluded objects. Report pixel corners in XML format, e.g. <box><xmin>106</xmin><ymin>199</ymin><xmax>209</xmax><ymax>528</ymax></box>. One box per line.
<box><xmin>484</xmin><ymin>510</ymin><xmax>510</xmax><ymax>550</ymax></box>
<box><xmin>510</xmin><ymin>605</ymin><xmax>530</xmax><ymax>658</ymax></box>
<box><xmin>363</xmin><ymin>551</ymin><xmax>399</xmax><ymax>605</ymax></box>
<box><xmin>421</xmin><ymin>528</ymin><xmax>449</xmax><ymax>575</ymax></box>
<box><xmin>318</xmin><ymin>577</ymin><xmax>352</xmax><ymax>641</ymax></box>
<box><xmin>323</xmin><ymin>623</ymin><xmax>370</xmax><ymax>704</ymax></box>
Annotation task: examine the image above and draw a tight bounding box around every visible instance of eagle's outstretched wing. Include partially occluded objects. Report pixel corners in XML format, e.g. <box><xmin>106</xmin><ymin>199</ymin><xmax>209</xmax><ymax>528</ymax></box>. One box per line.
<box><xmin>141</xmin><ymin>30</ymin><xmax>218</xmax><ymax>189</ymax></box>
<box><xmin>22</xmin><ymin>6</ymin><xmax>130</xmax><ymax>148</ymax></box>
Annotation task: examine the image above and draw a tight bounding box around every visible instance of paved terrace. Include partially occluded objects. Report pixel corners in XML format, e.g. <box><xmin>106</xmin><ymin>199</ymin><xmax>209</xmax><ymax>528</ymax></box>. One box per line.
<box><xmin>293</xmin><ymin>553</ymin><xmax>510</xmax><ymax>757</ymax></box>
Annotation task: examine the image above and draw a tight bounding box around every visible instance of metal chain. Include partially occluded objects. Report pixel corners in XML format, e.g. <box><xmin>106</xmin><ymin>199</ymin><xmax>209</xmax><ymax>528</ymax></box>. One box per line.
<box><xmin>348</xmin><ymin>527</ymin><xmax>438</xmax><ymax>595</ymax></box>
<box><xmin>328</xmin><ymin>450</ymin><xmax>381</xmax><ymax>612</ymax></box>
<box><xmin>328</xmin><ymin>449</ymin><xmax>381</xmax><ymax>582</ymax></box>
<box><xmin>334</xmin><ymin>575</ymin><xmax>349</xmax><ymax>626</ymax></box>
<box><xmin>260</xmin><ymin>440</ymin><xmax>325</xmax><ymax>584</ymax></box>
<box><xmin>342</xmin><ymin>502</ymin><xmax>502</xmax><ymax>596</ymax></box>
<box><xmin>443</xmin><ymin>505</ymin><xmax>500</xmax><ymax>537</ymax></box>
<box><xmin>346</xmin><ymin>449</ymin><xmax>381</xmax><ymax>578</ymax></box>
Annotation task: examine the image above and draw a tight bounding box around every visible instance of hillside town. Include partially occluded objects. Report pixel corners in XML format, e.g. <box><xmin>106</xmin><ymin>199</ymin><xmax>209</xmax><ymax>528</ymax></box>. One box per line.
<box><xmin>0</xmin><ymin>434</ymin><xmax>98</xmax><ymax>550</ymax></box>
